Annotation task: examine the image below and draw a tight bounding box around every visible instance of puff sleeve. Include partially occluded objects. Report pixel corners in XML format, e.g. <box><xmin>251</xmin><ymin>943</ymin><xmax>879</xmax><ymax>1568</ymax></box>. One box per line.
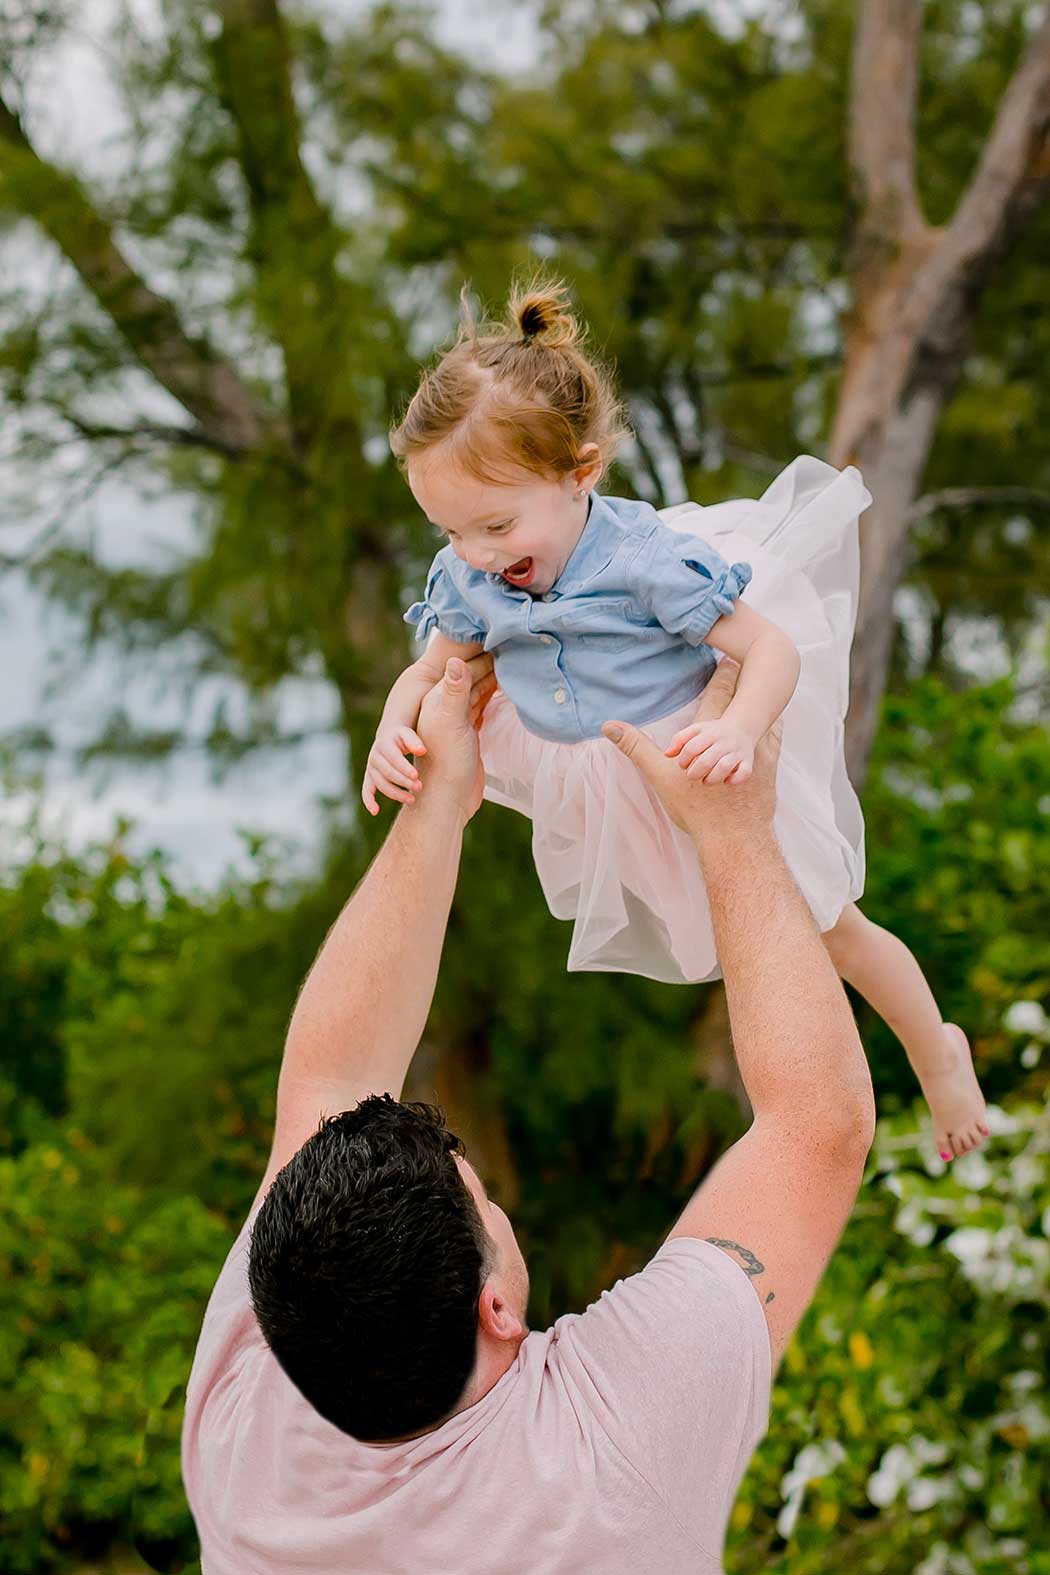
<box><xmin>403</xmin><ymin>554</ymin><xmax>487</xmax><ymax>646</ymax></box>
<box><xmin>625</xmin><ymin>527</ymin><xmax>752</xmax><ymax>647</ymax></box>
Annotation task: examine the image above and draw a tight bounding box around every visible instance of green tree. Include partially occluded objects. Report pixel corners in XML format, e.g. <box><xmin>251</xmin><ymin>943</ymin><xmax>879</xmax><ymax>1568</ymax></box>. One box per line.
<box><xmin>3</xmin><ymin>0</ymin><xmax>1050</xmax><ymax>1187</ymax></box>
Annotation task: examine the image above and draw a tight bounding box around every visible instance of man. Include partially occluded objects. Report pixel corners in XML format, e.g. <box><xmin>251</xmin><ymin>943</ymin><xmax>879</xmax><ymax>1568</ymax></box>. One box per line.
<box><xmin>182</xmin><ymin>654</ymin><xmax>875</xmax><ymax>1574</ymax></box>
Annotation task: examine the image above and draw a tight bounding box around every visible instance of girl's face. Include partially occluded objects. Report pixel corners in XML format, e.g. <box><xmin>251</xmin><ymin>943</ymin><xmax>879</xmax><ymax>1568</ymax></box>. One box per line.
<box><xmin>407</xmin><ymin>444</ymin><xmax>603</xmax><ymax>596</ymax></box>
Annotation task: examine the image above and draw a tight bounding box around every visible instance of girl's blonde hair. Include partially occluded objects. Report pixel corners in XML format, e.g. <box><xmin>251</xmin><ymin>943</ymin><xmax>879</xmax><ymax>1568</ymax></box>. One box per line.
<box><xmin>389</xmin><ymin>276</ymin><xmax>632</xmax><ymax>485</ymax></box>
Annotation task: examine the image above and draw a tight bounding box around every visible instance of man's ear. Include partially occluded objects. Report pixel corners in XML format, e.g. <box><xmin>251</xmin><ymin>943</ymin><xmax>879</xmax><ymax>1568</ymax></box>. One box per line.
<box><xmin>477</xmin><ymin>1281</ymin><xmax>526</xmax><ymax>1343</ymax></box>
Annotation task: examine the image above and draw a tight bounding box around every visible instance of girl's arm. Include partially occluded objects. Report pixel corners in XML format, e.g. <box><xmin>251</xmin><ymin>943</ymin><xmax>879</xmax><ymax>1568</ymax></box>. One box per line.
<box><xmin>363</xmin><ymin>631</ymin><xmax>485</xmax><ymax>815</ymax></box>
<box><xmin>666</xmin><ymin>604</ymin><xmax>800</xmax><ymax>786</ymax></box>
<box><xmin>705</xmin><ymin>602</ymin><xmax>800</xmax><ymax>740</ymax></box>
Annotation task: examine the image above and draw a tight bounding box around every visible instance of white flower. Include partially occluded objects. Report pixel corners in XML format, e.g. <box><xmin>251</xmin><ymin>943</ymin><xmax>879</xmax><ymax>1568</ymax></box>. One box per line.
<box><xmin>867</xmin><ymin>1437</ymin><xmax>951</xmax><ymax>1510</ymax></box>
<box><xmin>778</xmin><ymin>1439</ymin><xmax>846</xmax><ymax>1538</ymax></box>
<box><xmin>952</xmin><ymin>1149</ymin><xmax>993</xmax><ymax>1189</ymax></box>
<box><xmin>907</xmin><ymin>1475</ymin><xmax>954</xmax><ymax>1511</ymax></box>
<box><xmin>1003</xmin><ymin>1000</ymin><xmax>1050</xmax><ymax>1038</ymax></box>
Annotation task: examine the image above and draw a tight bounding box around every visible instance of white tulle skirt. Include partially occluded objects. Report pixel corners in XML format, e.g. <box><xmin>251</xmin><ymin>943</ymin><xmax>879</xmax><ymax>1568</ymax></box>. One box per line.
<box><xmin>479</xmin><ymin>457</ymin><xmax>871</xmax><ymax>985</ymax></box>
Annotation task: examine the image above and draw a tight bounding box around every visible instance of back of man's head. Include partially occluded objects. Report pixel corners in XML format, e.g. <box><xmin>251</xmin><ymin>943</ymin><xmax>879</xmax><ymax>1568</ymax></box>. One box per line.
<box><xmin>247</xmin><ymin>1095</ymin><xmax>493</xmax><ymax>1441</ymax></box>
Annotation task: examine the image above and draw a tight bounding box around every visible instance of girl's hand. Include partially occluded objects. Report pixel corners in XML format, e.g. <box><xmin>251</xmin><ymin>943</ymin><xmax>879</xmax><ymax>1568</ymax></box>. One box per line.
<box><xmin>361</xmin><ymin>653</ymin><xmax>497</xmax><ymax>817</ymax></box>
<box><xmin>665</xmin><ymin>716</ymin><xmax>755</xmax><ymax>786</ymax></box>
<box><xmin>362</xmin><ymin>723</ymin><xmax>428</xmax><ymax>816</ymax></box>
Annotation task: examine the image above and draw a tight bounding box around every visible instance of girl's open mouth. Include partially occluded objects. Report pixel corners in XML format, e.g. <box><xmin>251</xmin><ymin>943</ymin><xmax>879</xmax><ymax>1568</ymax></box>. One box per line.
<box><xmin>502</xmin><ymin>556</ymin><xmax>535</xmax><ymax>586</ymax></box>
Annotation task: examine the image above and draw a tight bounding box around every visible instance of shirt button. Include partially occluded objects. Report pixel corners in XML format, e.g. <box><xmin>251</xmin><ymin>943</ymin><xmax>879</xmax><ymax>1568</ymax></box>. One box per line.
<box><xmin>540</xmin><ymin>634</ymin><xmax>553</xmax><ymax>645</ymax></box>
<box><xmin>554</xmin><ymin>688</ymin><xmax>567</xmax><ymax>705</ymax></box>
<box><xmin>542</xmin><ymin>592</ymin><xmax>556</xmax><ymax>602</ymax></box>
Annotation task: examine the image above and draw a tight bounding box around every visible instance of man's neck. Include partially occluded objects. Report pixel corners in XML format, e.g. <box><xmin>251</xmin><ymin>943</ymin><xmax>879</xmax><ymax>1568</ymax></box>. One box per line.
<box><xmin>454</xmin><ymin>1329</ymin><xmax>527</xmax><ymax>1415</ymax></box>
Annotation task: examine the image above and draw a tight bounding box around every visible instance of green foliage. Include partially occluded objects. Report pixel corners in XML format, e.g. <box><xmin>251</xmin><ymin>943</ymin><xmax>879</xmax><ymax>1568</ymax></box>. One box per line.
<box><xmin>2</xmin><ymin>674</ymin><xmax>1048</xmax><ymax>1569</ymax></box>
<box><xmin>0</xmin><ymin>817</ymin><xmax>333</xmax><ymax>1218</ymax></box>
<box><xmin>861</xmin><ymin>677</ymin><xmax>1050</xmax><ymax>1105</ymax></box>
<box><xmin>0</xmin><ymin>1126</ymin><xmax>227</xmax><ymax>1574</ymax></box>
<box><xmin>0</xmin><ymin>843</ymin><xmax>70</xmax><ymax>1151</ymax></box>
<box><xmin>728</xmin><ymin>1102</ymin><xmax>1050</xmax><ymax>1575</ymax></box>
<box><xmin>4</xmin><ymin>0</ymin><xmax>1049</xmax><ymax>759</ymax></box>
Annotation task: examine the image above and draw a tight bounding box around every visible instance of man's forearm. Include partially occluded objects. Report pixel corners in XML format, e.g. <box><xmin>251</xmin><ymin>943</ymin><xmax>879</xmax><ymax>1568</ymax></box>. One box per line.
<box><xmin>279</xmin><ymin>794</ymin><xmax>465</xmax><ymax>1102</ymax></box>
<box><xmin>697</xmin><ymin>827</ymin><xmax>875</xmax><ymax>1137</ymax></box>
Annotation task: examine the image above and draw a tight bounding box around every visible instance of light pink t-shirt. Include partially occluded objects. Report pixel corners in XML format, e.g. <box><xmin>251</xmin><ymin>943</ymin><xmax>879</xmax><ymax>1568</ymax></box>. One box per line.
<box><xmin>182</xmin><ymin>1209</ymin><xmax>771</xmax><ymax>1575</ymax></box>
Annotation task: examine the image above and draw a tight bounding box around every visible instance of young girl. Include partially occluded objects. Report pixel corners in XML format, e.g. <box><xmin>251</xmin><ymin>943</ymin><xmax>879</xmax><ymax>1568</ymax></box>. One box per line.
<box><xmin>367</xmin><ymin>279</ymin><xmax>989</xmax><ymax>1163</ymax></box>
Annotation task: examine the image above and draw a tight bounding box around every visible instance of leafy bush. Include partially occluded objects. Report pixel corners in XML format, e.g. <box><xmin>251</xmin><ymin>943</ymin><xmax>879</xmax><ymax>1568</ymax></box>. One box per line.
<box><xmin>0</xmin><ymin>1128</ymin><xmax>227</xmax><ymax>1573</ymax></box>
<box><xmin>729</xmin><ymin>1100</ymin><xmax>1050</xmax><ymax>1575</ymax></box>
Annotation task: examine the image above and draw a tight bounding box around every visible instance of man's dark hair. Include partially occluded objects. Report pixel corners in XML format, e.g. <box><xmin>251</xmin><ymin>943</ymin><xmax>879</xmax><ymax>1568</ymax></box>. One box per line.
<box><xmin>247</xmin><ymin>1095</ymin><xmax>494</xmax><ymax>1441</ymax></box>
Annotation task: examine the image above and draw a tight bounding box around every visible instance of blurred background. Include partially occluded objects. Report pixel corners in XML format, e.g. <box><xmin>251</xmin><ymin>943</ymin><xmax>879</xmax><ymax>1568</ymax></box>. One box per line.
<box><xmin>1</xmin><ymin>1</ymin><xmax>1049</xmax><ymax>1571</ymax></box>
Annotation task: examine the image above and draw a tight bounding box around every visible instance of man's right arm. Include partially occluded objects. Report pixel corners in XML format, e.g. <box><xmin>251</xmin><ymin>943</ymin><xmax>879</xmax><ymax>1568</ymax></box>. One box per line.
<box><xmin>666</xmin><ymin>813</ymin><xmax>874</xmax><ymax>1370</ymax></box>
<box><xmin>603</xmin><ymin>667</ymin><xmax>876</xmax><ymax>1370</ymax></box>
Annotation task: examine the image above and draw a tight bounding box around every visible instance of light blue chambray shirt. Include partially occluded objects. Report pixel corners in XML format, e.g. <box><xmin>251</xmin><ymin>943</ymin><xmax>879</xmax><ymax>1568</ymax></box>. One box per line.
<box><xmin>404</xmin><ymin>490</ymin><xmax>753</xmax><ymax>744</ymax></box>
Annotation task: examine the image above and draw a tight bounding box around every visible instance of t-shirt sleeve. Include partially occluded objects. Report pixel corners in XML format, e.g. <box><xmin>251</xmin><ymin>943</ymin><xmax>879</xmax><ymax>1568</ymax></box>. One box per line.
<box><xmin>181</xmin><ymin>1205</ymin><xmax>265</xmax><ymax>1495</ymax></box>
<box><xmin>403</xmin><ymin>550</ymin><xmax>487</xmax><ymax>645</ymax></box>
<box><xmin>626</xmin><ymin>526</ymin><xmax>752</xmax><ymax>647</ymax></box>
<box><xmin>554</xmin><ymin>1236</ymin><xmax>772</xmax><ymax>1555</ymax></box>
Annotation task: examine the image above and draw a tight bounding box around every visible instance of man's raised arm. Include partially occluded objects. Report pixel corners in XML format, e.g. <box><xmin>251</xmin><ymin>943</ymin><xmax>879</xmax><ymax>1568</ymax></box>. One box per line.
<box><xmin>251</xmin><ymin>655</ymin><xmax>494</xmax><ymax>1208</ymax></box>
<box><xmin>603</xmin><ymin>665</ymin><xmax>876</xmax><ymax>1370</ymax></box>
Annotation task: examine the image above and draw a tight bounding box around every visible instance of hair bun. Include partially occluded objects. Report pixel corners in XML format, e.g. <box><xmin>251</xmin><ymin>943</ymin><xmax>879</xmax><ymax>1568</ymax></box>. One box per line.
<box><xmin>511</xmin><ymin>278</ymin><xmax>579</xmax><ymax>350</ymax></box>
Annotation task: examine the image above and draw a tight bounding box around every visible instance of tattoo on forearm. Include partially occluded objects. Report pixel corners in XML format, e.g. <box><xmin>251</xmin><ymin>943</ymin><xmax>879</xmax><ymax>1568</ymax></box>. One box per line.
<box><xmin>704</xmin><ymin>1238</ymin><xmax>775</xmax><ymax>1303</ymax></box>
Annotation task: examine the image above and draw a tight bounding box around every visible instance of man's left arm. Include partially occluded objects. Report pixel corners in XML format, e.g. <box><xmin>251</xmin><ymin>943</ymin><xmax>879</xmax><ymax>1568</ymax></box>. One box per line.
<box><xmin>249</xmin><ymin>655</ymin><xmax>493</xmax><ymax>1213</ymax></box>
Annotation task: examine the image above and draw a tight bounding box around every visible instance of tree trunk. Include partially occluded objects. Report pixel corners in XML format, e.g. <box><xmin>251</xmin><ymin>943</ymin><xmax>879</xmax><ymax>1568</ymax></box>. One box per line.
<box><xmin>836</xmin><ymin>1</ymin><xmax>1050</xmax><ymax>786</ymax></box>
<box><xmin>832</xmin><ymin>362</ymin><xmax>947</xmax><ymax>783</ymax></box>
<box><xmin>403</xmin><ymin>1030</ymin><xmax>520</xmax><ymax>1210</ymax></box>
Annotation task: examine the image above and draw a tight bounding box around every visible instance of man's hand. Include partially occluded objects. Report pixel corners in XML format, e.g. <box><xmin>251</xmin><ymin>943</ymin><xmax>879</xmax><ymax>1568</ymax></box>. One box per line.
<box><xmin>601</xmin><ymin>661</ymin><xmax>779</xmax><ymax>841</ymax></box>
<box><xmin>415</xmin><ymin>653</ymin><xmax>496</xmax><ymax>822</ymax></box>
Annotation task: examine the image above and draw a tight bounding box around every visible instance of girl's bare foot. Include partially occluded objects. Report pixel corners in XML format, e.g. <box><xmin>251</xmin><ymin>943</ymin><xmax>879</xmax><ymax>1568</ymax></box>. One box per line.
<box><xmin>917</xmin><ymin>1023</ymin><xmax>990</xmax><ymax>1161</ymax></box>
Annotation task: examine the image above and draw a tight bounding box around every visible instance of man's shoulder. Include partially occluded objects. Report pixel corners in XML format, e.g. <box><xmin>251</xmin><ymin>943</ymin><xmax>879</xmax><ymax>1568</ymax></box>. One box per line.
<box><xmin>550</xmin><ymin>1235</ymin><xmax>770</xmax><ymax>1400</ymax></box>
<box><xmin>184</xmin><ymin>1208</ymin><xmax>264</xmax><ymax>1407</ymax></box>
<box><xmin>544</xmin><ymin>1238</ymin><xmax>771</xmax><ymax>1556</ymax></box>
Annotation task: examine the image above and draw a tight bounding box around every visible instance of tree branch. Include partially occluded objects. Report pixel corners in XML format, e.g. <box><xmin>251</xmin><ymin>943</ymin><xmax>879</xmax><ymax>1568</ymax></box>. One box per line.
<box><xmin>908</xmin><ymin>485</ymin><xmax>1050</xmax><ymax>523</ymax></box>
<box><xmin>212</xmin><ymin>0</ymin><xmax>326</xmax><ymax>228</ymax></box>
<box><xmin>59</xmin><ymin>412</ymin><xmax>239</xmax><ymax>457</ymax></box>
<box><xmin>0</xmin><ymin>451</ymin><xmax>132</xmax><ymax>571</ymax></box>
<box><xmin>0</xmin><ymin>92</ymin><xmax>276</xmax><ymax>456</ymax></box>
<box><xmin>848</xmin><ymin>0</ymin><xmax>925</xmax><ymax>238</ymax></box>
<box><xmin>624</xmin><ymin>406</ymin><xmax>666</xmax><ymax>503</ymax></box>
<box><xmin>211</xmin><ymin>0</ymin><xmax>348</xmax><ymax>447</ymax></box>
<box><xmin>938</xmin><ymin>8</ymin><xmax>1050</xmax><ymax>275</ymax></box>
<box><xmin>75</xmin><ymin>711</ymin><xmax>343</xmax><ymax>770</ymax></box>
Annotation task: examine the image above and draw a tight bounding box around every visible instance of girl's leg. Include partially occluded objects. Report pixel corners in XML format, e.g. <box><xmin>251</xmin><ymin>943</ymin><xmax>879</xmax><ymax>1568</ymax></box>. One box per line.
<box><xmin>823</xmin><ymin>904</ymin><xmax>990</xmax><ymax>1159</ymax></box>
